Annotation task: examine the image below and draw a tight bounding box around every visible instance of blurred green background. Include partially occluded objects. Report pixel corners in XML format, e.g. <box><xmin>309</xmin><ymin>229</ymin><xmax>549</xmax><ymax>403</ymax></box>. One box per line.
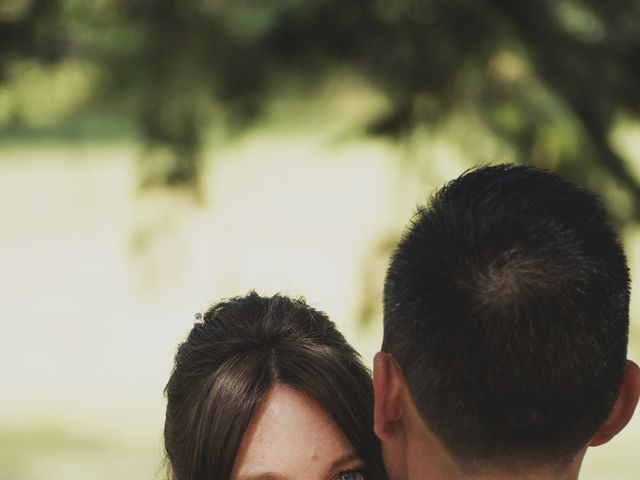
<box><xmin>1</xmin><ymin>1</ymin><xmax>639</xmax><ymax>478</ymax></box>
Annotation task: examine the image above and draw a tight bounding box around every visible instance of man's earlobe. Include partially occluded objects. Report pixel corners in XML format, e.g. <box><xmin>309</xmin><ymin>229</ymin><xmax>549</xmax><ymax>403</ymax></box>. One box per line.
<box><xmin>590</xmin><ymin>360</ymin><xmax>640</xmax><ymax>447</ymax></box>
<box><xmin>373</xmin><ymin>351</ymin><xmax>405</xmax><ymax>440</ymax></box>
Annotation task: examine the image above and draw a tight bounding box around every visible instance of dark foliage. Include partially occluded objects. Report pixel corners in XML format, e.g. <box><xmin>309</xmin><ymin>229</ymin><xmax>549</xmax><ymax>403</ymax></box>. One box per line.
<box><xmin>1</xmin><ymin>0</ymin><xmax>640</xmax><ymax>214</ymax></box>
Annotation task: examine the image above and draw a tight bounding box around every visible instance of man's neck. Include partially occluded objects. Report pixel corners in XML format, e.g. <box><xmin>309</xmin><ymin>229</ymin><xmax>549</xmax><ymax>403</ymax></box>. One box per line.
<box><xmin>406</xmin><ymin>441</ymin><xmax>585</xmax><ymax>480</ymax></box>
<box><xmin>402</xmin><ymin>397</ymin><xmax>586</xmax><ymax>480</ymax></box>
<box><xmin>451</xmin><ymin>462</ymin><xmax>583</xmax><ymax>480</ymax></box>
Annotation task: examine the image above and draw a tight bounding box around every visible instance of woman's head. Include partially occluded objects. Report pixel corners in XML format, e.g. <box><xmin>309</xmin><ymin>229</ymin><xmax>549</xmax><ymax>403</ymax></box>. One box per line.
<box><xmin>164</xmin><ymin>292</ymin><xmax>387</xmax><ymax>480</ymax></box>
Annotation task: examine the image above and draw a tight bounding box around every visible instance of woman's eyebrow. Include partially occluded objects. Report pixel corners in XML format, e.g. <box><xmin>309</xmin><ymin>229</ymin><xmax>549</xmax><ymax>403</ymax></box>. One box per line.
<box><xmin>236</xmin><ymin>452</ymin><xmax>362</xmax><ymax>480</ymax></box>
<box><xmin>236</xmin><ymin>474</ymin><xmax>285</xmax><ymax>480</ymax></box>
<box><xmin>330</xmin><ymin>451</ymin><xmax>362</xmax><ymax>471</ymax></box>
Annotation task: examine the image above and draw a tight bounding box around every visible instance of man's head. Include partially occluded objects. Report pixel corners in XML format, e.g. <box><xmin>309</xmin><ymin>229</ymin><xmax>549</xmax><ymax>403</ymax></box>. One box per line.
<box><xmin>374</xmin><ymin>164</ymin><xmax>640</xmax><ymax>479</ymax></box>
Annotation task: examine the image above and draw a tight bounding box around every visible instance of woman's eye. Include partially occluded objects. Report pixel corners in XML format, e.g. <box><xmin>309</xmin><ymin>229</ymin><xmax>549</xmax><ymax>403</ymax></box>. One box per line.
<box><xmin>336</xmin><ymin>471</ymin><xmax>364</xmax><ymax>480</ymax></box>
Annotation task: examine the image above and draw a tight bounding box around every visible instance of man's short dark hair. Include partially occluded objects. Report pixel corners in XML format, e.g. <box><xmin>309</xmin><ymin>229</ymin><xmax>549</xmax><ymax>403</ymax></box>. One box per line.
<box><xmin>383</xmin><ymin>164</ymin><xmax>630</xmax><ymax>469</ymax></box>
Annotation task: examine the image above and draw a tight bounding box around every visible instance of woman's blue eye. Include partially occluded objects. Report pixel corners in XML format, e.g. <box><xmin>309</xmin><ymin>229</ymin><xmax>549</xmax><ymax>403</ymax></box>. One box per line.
<box><xmin>336</xmin><ymin>471</ymin><xmax>364</xmax><ymax>480</ymax></box>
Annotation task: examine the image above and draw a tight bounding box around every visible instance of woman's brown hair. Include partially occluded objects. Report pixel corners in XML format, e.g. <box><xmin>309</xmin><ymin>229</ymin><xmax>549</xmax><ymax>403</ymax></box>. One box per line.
<box><xmin>164</xmin><ymin>291</ymin><xmax>387</xmax><ymax>480</ymax></box>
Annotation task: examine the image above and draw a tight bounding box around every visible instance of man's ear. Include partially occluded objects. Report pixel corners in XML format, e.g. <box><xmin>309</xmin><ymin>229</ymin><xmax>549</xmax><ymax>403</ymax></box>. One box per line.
<box><xmin>373</xmin><ymin>351</ymin><xmax>405</xmax><ymax>440</ymax></box>
<box><xmin>590</xmin><ymin>360</ymin><xmax>640</xmax><ymax>447</ymax></box>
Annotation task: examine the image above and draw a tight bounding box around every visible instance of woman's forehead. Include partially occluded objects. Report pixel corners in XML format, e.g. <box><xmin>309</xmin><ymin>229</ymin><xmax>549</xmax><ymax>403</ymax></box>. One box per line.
<box><xmin>231</xmin><ymin>384</ymin><xmax>360</xmax><ymax>480</ymax></box>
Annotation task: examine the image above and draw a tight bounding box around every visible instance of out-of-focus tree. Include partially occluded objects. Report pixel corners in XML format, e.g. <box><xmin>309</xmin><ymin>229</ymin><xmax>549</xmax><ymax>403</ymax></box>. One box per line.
<box><xmin>1</xmin><ymin>0</ymin><xmax>640</xmax><ymax>215</ymax></box>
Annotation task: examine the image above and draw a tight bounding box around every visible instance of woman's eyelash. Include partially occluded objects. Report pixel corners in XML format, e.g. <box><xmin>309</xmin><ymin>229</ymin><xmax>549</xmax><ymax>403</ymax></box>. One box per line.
<box><xmin>335</xmin><ymin>470</ymin><xmax>365</xmax><ymax>480</ymax></box>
